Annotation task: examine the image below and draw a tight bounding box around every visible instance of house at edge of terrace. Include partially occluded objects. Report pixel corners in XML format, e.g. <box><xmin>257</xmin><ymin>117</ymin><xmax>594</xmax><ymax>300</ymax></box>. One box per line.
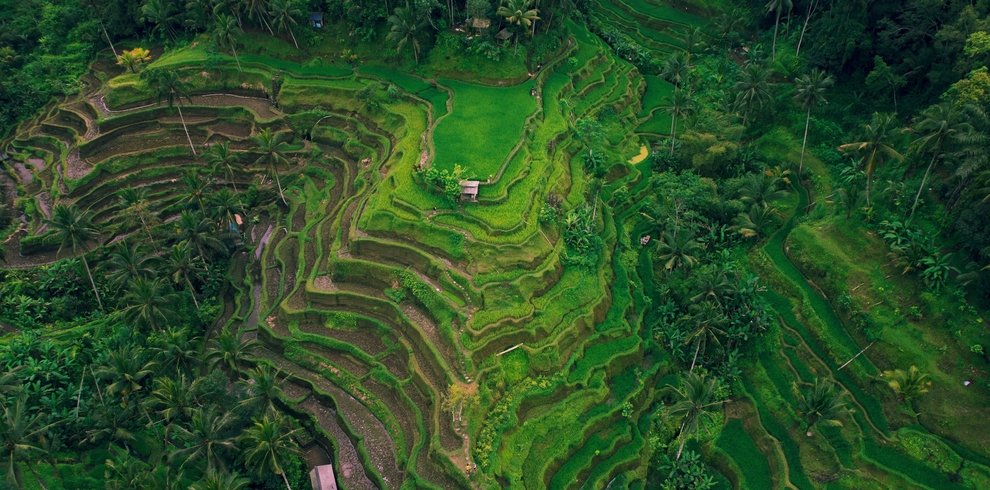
<box><xmin>309</xmin><ymin>464</ymin><xmax>338</xmax><ymax>490</ymax></box>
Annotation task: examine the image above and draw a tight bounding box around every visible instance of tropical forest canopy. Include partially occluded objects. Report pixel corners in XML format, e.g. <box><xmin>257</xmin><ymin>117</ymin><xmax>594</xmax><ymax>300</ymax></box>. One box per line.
<box><xmin>1</xmin><ymin>0</ymin><xmax>990</xmax><ymax>489</ymax></box>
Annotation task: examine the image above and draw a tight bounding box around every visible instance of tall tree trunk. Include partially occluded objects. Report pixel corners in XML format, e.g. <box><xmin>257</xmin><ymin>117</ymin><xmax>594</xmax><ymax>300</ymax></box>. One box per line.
<box><xmin>689</xmin><ymin>339</ymin><xmax>701</xmax><ymax>372</ymax></box>
<box><xmin>280</xmin><ymin>471</ymin><xmax>293</xmax><ymax>490</ymax></box>
<box><xmin>176</xmin><ymin>104</ymin><xmax>197</xmax><ymax>156</ymax></box>
<box><xmin>909</xmin><ymin>152</ymin><xmax>938</xmax><ymax>222</ymax></box>
<box><xmin>184</xmin><ymin>273</ymin><xmax>200</xmax><ymax>310</ymax></box>
<box><xmin>675</xmin><ymin>418</ymin><xmax>688</xmax><ymax>460</ymax></box>
<box><xmin>99</xmin><ymin>19</ymin><xmax>118</xmax><ymax>58</ymax></box>
<box><xmin>272</xmin><ymin>164</ymin><xmax>287</xmax><ymax>205</ymax></box>
<box><xmin>288</xmin><ymin>27</ymin><xmax>299</xmax><ymax>49</ymax></box>
<box><xmin>227</xmin><ymin>164</ymin><xmax>239</xmax><ymax>192</ymax></box>
<box><xmin>796</xmin><ymin>0</ymin><xmax>817</xmax><ymax>57</ymax></box>
<box><xmin>799</xmin><ymin>108</ymin><xmax>811</xmax><ymax>175</ymax></box>
<box><xmin>669</xmin><ymin>110</ymin><xmax>678</xmax><ymax>157</ymax></box>
<box><xmin>231</xmin><ymin>43</ymin><xmax>242</xmax><ymax>71</ymax></box>
<box><xmin>771</xmin><ymin>10</ymin><xmax>781</xmax><ymax>60</ymax></box>
<box><xmin>79</xmin><ymin>251</ymin><xmax>105</xmax><ymax>311</ymax></box>
<box><xmin>866</xmin><ymin>172</ymin><xmax>873</xmax><ymax>209</ymax></box>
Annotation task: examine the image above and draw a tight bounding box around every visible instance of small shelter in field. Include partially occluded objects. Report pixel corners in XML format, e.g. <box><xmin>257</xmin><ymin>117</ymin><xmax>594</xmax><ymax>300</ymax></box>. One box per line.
<box><xmin>309</xmin><ymin>12</ymin><xmax>324</xmax><ymax>29</ymax></box>
<box><xmin>471</xmin><ymin>17</ymin><xmax>491</xmax><ymax>31</ymax></box>
<box><xmin>495</xmin><ymin>29</ymin><xmax>513</xmax><ymax>42</ymax></box>
<box><xmin>309</xmin><ymin>464</ymin><xmax>338</xmax><ymax>490</ymax></box>
<box><xmin>460</xmin><ymin>180</ymin><xmax>481</xmax><ymax>201</ymax></box>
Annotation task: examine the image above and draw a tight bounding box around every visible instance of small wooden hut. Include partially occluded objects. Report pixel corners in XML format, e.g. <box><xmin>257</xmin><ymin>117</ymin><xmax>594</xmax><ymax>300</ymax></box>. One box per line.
<box><xmin>309</xmin><ymin>464</ymin><xmax>338</xmax><ymax>490</ymax></box>
<box><xmin>460</xmin><ymin>180</ymin><xmax>481</xmax><ymax>201</ymax></box>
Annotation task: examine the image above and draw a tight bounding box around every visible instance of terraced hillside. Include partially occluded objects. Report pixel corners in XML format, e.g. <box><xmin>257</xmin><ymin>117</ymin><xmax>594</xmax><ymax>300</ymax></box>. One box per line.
<box><xmin>3</xmin><ymin>2</ymin><xmax>990</xmax><ymax>489</ymax></box>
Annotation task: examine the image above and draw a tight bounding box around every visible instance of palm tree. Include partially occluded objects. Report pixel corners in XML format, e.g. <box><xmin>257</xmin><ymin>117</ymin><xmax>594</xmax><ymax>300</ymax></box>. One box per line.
<box><xmin>122</xmin><ymin>277</ymin><xmax>179</xmax><ymax>331</ymax></box>
<box><xmin>734</xmin><ymin>64</ymin><xmax>772</xmax><ymax>127</ymax></box>
<box><xmin>212</xmin><ymin>14</ymin><xmax>243</xmax><ymax>71</ymax></box>
<box><xmin>765</xmin><ymin>0</ymin><xmax>793</xmax><ymax>60</ymax></box>
<box><xmin>0</xmin><ymin>393</ymin><xmax>58</xmax><ymax>490</ymax></box>
<box><xmin>882</xmin><ymin>365</ymin><xmax>932</xmax><ymax>404</ymax></box>
<box><xmin>907</xmin><ymin>102</ymin><xmax>979</xmax><ymax>221</ymax></box>
<box><xmin>269</xmin><ymin>0</ymin><xmax>301</xmax><ymax>49</ymax></box>
<box><xmin>252</xmin><ymin>128</ymin><xmax>291</xmax><ymax>205</ymax></box>
<box><xmin>146</xmin><ymin>375</ymin><xmax>196</xmax><ymax>445</ymax></box>
<box><xmin>243</xmin><ymin>0</ymin><xmax>275</xmax><ymax>34</ymax></box>
<box><xmin>732</xmin><ymin>203</ymin><xmax>777</xmax><ymax>239</ymax></box>
<box><xmin>191</xmin><ymin>468</ymin><xmax>250</xmax><ymax>490</ymax></box>
<box><xmin>96</xmin><ymin>345</ymin><xmax>156</xmax><ymax>408</ymax></box>
<box><xmin>171</xmin><ymin>406</ymin><xmax>237</xmax><ymax>471</ymax></box>
<box><xmin>656</xmin><ymin>228</ymin><xmax>703</xmax><ymax>271</ymax></box>
<box><xmin>238</xmin><ymin>365</ymin><xmax>285</xmax><ymax>414</ymax></box>
<box><xmin>46</xmin><ymin>204</ymin><xmax>104</xmax><ymax>311</ymax></box>
<box><xmin>838</xmin><ymin>112</ymin><xmax>903</xmax><ymax>209</ymax></box>
<box><xmin>206</xmin><ymin>328</ymin><xmax>260</xmax><ymax>376</ymax></box>
<box><xmin>140</xmin><ymin>0</ymin><xmax>179</xmax><ymax>42</ymax></box>
<box><xmin>207</xmin><ymin>189</ymin><xmax>245</xmax><ymax>230</ymax></box>
<box><xmin>664</xmin><ymin>90</ymin><xmax>696</xmax><ymax>157</ymax></box>
<box><xmin>175</xmin><ymin>210</ymin><xmax>226</xmax><ymax>260</ymax></box>
<box><xmin>681</xmin><ymin>300</ymin><xmax>728</xmax><ymax>371</ymax></box>
<box><xmin>497</xmin><ymin>0</ymin><xmax>541</xmax><ymax>50</ymax></box>
<box><xmin>794</xmin><ymin>69</ymin><xmax>834</xmax><ymax>174</ymax></box>
<box><xmin>795</xmin><ymin>0</ymin><xmax>820</xmax><ymax>56</ymax></box>
<box><xmin>182</xmin><ymin>170</ymin><xmax>209</xmax><ymax>211</ymax></box>
<box><xmin>104</xmin><ymin>242</ymin><xmax>157</xmax><ymax>291</ymax></box>
<box><xmin>149</xmin><ymin>326</ymin><xmax>202</xmax><ymax>375</ymax></box>
<box><xmin>795</xmin><ymin>377</ymin><xmax>850</xmax><ymax>437</ymax></box>
<box><xmin>386</xmin><ymin>6</ymin><xmax>428</xmax><ymax>64</ymax></box>
<box><xmin>143</xmin><ymin>68</ymin><xmax>197</xmax><ymax>156</ymax></box>
<box><xmin>165</xmin><ymin>242</ymin><xmax>206</xmax><ymax>310</ymax></box>
<box><xmin>738</xmin><ymin>172</ymin><xmax>788</xmax><ymax>207</ymax></box>
<box><xmin>667</xmin><ymin>372</ymin><xmax>724</xmax><ymax>460</ymax></box>
<box><xmin>661</xmin><ymin>52</ymin><xmax>690</xmax><ymax>91</ymax></box>
<box><xmin>205</xmin><ymin>141</ymin><xmax>240</xmax><ymax>192</ymax></box>
<box><xmin>117</xmin><ymin>188</ymin><xmax>158</xmax><ymax>245</ymax></box>
<box><xmin>240</xmin><ymin>414</ymin><xmax>302</xmax><ymax>490</ymax></box>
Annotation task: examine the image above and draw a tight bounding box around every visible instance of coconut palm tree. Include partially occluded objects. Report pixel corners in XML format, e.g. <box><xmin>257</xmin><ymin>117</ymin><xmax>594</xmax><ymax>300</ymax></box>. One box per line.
<box><xmin>794</xmin><ymin>69</ymin><xmax>834</xmax><ymax>174</ymax></box>
<box><xmin>252</xmin><ymin>128</ymin><xmax>291</xmax><ymax>205</ymax></box>
<box><xmin>661</xmin><ymin>52</ymin><xmax>690</xmax><ymax>91</ymax></box>
<box><xmin>205</xmin><ymin>141</ymin><xmax>240</xmax><ymax>192</ymax></box>
<box><xmin>143</xmin><ymin>68</ymin><xmax>197</xmax><ymax>156</ymax></box>
<box><xmin>681</xmin><ymin>300</ymin><xmax>728</xmax><ymax>371</ymax></box>
<box><xmin>667</xmin><ymin>372</ymin><xmax>724</xmax><ymax>460</ymax></box>
<box><xmin>497</xmin><ymin>0</ymin><xmax>540</xmax><ymax>51</ymax></box>
<box><xmin>175</xmin><ymin>210</ymin><xmax>226</xmax><ymax>261</ymax></box>
<box><xmin>240</xmin><ymin>414</ymin><xmax>302</xmax><ymax>490</ymax></box>
<box><xmin>165</xmin><ymin>242</ymin><xmax>206</xmax><ymax>310</ymax></box>
<box><xmin>732</xmin><ymin>203</ymin><xmax>777</xmax><ymax>239</ymax></box>
<box><xmin>738</xmin><ymin>172</ymin><xmax>788</xmax><ymax>207</ymax></box>
<box><xmin>207</xmin><ymin>189</ymin><xmax>245</xmax><ymax>231</ymax></box>
<box><xmin>907</xmin><ymin>102</ymin><xmax>979</xmax><ymax>221</ymax></box>
<box><xmin>191</xmin><ymin>468</ymin><xmax>250</xmax><ymax>490</ymax></box>
<box><xmin>104</xmin><ymin>242</ymin><xmax>157</xmax><ymax>291</ymax></box>
<box><xmin>838</xmin><ymin>112</ymin><xmax>903</xmax><ymax>209</ymax></box>
<box><xmin>149</xmin><ymin>326</ymin><xmax>201</xmax><ymax>375</ymax></box>
<box><xmin>765</xmin><ymin>0</ymin><xmax>793</xmax><ymax>60</ymax></box>
<box><xmin>269</xmin><ymin>0</ymin><xmax>301</xmax><ymax>49</ymax></box>
<box><xmin>171</xmin><ymin>406</ymin><xmax>237</xmax><ymax>471</ymax></box>
<box><xmin>882</xmin><ymin>365</ymin><xmax>932</xmax><ymax>404</ymax></box>
<box><xmin>146</xmin><ymin>375</ymin><xmax>196</xmax><ymax>445</ymax></box>
<box><xmin>387</xmin><ymin>6</ymin><xmax>428</xmax><ymax>64</ymax></box>
<box><xmin>238</xmin><ymin>365</ymin><xmax>285</xmax><ymax>414</ymax></box>
<box><xmin>0</xmin><ymin>393</ymin><xmax>58</xmax><ymax>490</ymax></box>
<box><xmin>96</xmin><ymin>345</ymin><xmax>156</xmax><ymax>408</ymax></box>
<box><xmin>205</xmin><ymin>328</ymin><xmax>259</xmax><ymax>377</ymax></box>
<box><xmin>795</xmin><ymin>0</ymin><xmax>820</xmax><ymax>56</ymax></box>
<box><xmin>734</xmin><ymin>64</ymin><xmax>772</xmax><ymax>127</ymax></box>
<box><xmin>122</xmin><ymin>277</ymin><xmax>179</xmax><ymax>331</ymax></box>
<box><xmin>182</xmin><ymin>170</ymin><xmax>209</xmax><ymax>211</ymax></box>
<box><xmin>243</xmin><ymin>0</ymin><xmax>274</xmax><ymax>34</ymax></box>
<box><xmin>795</xmin><ymin>377</ymin><xmax>850</xmax><ymax>437</ymax></box>
<box><xmin>140</xmin><ymin>0</ymin><xmax>179</xmax><ymax>42</ymax></box>
<box><xmin>212</xmin><ymin>14</ymin><xmax>243</xmax><ymax>71</ymax></box>
<box><xmin>656</xmin><ymin>228</ymin><xmax>703</xmax><ymax>271</ymax></box>
<box><xmin>117</xmin><ymin>188</ymin><xmax>158</xmax><ymax>245</ymax></box>
<box><xmin>664</xmin><ymin>90</ymin><xmax>696</xmax><ymax>157</ymax></box>
<box><xmin>46</xmin><ymin>204</ymin><xmax>104</xmax><ymax>311</ymax></box>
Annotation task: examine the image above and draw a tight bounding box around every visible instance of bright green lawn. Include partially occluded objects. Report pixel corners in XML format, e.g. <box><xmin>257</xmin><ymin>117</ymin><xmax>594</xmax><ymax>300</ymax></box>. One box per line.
<box><xmin>431</xmin><ymin>79</ymin><xmax>537</xmax><ymax>178</ymax></box>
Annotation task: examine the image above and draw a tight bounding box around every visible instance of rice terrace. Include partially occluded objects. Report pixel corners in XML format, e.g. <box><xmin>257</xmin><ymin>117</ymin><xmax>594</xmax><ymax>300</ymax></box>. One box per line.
<box><xmin>2</xmin><ymin>0</ymin><xmax>990</xmax><ymax>489</ymax></box>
